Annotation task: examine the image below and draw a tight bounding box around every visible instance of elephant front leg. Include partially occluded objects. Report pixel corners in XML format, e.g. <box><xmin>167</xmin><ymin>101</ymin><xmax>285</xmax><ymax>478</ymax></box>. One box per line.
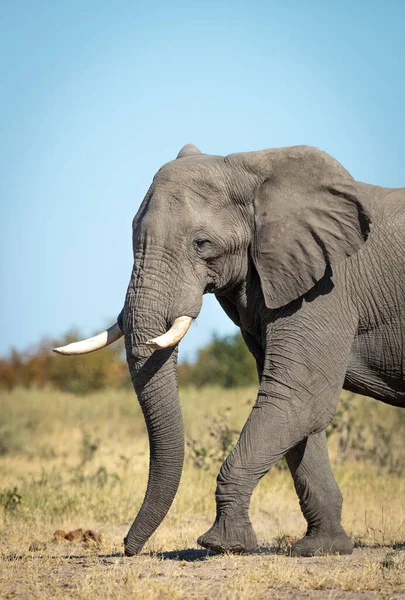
<box><xmin>197</xmin><ymin>390</ymin><xmax>313</xmax><ymax>553</ymax></box>
<box><xmin>286</xmin><ymin>430</ymin><xmax>353</xmax><ymax>556</ymax></box>
<box><xmin>197</xmin><ymin>312</ymin><xmax>356</xmax><ymax>554</ymax></box>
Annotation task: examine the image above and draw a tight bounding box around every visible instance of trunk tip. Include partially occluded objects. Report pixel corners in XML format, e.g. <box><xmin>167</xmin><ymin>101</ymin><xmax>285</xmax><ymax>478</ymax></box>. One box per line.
<box><xmin>124</xmin><ymin>536</ymin><xmax>143</xmax><ymax>557</ymax></box>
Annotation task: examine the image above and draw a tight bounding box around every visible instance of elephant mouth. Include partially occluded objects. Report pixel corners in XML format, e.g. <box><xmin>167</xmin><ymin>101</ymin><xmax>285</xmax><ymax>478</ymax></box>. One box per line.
<box><xmin>53</xmin><ymin>315</ymin><xmax>193</xmax><ymax>355</ymax></box>
<box><xmin>145</xmin><ymin>316</ymin><xmax>193</xmax><ymax>349</ymax></box>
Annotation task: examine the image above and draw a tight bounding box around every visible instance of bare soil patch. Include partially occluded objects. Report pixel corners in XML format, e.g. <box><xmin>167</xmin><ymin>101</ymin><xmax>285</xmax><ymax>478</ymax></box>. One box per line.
<box><xmin>1</xmin><ymin>542</ymin><xmax>404</xmax><ymax>599</ymax></box>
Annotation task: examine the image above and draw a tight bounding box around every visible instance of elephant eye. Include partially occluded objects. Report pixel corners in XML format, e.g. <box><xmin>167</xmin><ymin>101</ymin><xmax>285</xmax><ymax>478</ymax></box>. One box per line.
<box><xmin>194</xmin><ymin>238</ymin><xmax>211</xmax><ymax>251</ymax></box>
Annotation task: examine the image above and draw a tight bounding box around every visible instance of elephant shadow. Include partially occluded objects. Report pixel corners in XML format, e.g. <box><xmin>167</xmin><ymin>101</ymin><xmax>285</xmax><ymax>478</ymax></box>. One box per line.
<box><xmin>5</xmin><ymin>542</ymin><xmax>404</xmax><ymax>564</ymax></box>
<box><xmin>157</xmin><ymin>541</ymin><xmax>405</xmax><ymax>561</ymax></box>
<box><xmin>156</xmin><ymin>545</ymin><xmax>288</xmax><ymax>562</ymax></box>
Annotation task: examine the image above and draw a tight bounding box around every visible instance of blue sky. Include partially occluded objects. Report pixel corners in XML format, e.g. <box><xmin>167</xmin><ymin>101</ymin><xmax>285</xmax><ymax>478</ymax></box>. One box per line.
<box><xmin>1</xmin><ymin>0</ymin><xmax>404</xmax><ymax>362</ymax></box>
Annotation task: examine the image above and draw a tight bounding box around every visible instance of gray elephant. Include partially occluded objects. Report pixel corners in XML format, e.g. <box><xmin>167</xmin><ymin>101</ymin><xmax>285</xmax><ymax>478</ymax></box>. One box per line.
<box><xmin>55</xmin><ymin>143</ymin><xmax>405</xmax><ymax>558</ymax></box>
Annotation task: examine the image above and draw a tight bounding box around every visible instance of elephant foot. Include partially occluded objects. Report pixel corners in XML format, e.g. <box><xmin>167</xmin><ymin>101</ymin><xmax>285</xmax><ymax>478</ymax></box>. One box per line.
<box><xmin>197</xmin><ymin>515</ymin><xmax>258</xmax><ymax>553</ymax></box>
<box><xmin>291</xmin><ymin>528</ymin><xmax>353</xmax><ymax>557</ymax></box>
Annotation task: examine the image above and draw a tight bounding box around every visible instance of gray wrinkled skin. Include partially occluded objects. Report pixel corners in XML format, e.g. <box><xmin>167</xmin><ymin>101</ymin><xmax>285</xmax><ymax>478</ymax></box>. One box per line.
<box><xmin>121</xmin><ymin>143</ymin><xmax>405</xmax><ymax>558</ymax></box>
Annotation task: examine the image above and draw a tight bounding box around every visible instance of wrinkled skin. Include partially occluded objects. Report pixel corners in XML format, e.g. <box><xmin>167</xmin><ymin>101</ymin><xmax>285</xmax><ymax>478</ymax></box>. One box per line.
<box><xmin>120</xmin><ymin>143</ymin><xmax>405</xmax><ymax>558</ymax></box>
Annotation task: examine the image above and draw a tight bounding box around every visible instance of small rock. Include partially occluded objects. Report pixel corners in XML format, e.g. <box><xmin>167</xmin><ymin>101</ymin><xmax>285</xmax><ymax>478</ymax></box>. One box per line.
<box><xmin>65</xmin><ymin>529</ymin><xmax>84</xmax><ymax>542</ymax></box>
<box><xmin>53</xmin><ymin>528</ymin><xmax>102</xmax><ymax>546</ymax></box>
<box><xmin>83</xmin><ymin>530</ymin><xmax>102</xmax><ymax>546</ymax></box>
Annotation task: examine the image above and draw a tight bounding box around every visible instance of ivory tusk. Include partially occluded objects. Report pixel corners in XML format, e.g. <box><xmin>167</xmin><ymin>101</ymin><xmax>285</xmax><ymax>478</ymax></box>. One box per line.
<box><xmin>53</xmin><ymin>322</ymin><xmax>123</xmax><ymax>355</ymax></box>
<box><xmin>146</xmin><ymin>316</ymin><xmax>193</xmax><ymax>350</ymax></box>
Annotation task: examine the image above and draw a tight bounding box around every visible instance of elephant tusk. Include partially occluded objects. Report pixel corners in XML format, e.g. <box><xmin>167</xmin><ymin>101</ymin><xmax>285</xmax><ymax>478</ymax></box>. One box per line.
<box><xmin>146</xmin><ymin>316</ymin><xmax>193</xmax><ymax>350</ymax></box>
<box><xmin>53</xmin><ymin>322</ymin><xmax>123</xmax><ymax>355</ymax></box>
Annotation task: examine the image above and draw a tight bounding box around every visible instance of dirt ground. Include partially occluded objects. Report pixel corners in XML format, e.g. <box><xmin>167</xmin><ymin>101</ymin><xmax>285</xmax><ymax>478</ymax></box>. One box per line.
<box><xmin>1</xmin><ymin>525</ymin><xmax>404</xmax><ymax>600</ymax></box>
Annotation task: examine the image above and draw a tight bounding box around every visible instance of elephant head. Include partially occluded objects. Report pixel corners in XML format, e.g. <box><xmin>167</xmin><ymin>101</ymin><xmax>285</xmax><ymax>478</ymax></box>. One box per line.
<box><xmin>54</xmin><ymin>144</ymin><xmax>370</xmax><ymax>556</ymax></box>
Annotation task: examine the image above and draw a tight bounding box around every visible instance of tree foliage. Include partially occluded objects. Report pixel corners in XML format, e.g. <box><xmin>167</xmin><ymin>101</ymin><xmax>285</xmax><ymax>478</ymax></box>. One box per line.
<box><xmin>0</xmin><ymin>329</ymin><xmax>131</xmax><ymax>394</ymax></box>
<box><xmin>0</xmin><ymin>329</ymin><xmax>257</xmax><ymax>393</ymax></box>
<box><xmin>178</xmin><ymin>333</ymin><xmax>257</xmax><ymax>388</ymax></box>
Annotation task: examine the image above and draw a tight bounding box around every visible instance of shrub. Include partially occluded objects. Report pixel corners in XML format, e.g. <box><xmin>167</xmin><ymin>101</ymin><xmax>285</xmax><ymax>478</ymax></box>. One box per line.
<box><xmin>179</xmin><ymin>333</ymin><xmax>257</xmax><ymax>388</ymax></box>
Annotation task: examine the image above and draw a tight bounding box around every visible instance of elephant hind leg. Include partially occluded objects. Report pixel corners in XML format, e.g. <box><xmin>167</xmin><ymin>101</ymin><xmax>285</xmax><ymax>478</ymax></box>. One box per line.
<box><xmin>286</xmin><ymin>430</ymin><xmax>353</xmax><ymax>556</ymax></box>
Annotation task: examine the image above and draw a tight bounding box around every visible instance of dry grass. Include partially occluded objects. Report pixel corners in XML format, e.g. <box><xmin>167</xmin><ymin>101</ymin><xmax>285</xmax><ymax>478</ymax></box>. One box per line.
<box><xmin>0</xmin><ymin>387</ymin><xmax>404</xmax><ymax>599</ymax></box>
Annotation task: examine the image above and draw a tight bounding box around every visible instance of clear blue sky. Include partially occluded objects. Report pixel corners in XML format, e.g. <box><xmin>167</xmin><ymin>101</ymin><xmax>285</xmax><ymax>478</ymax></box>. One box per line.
<box><xmin>1</xmin><ymin>0</ymin><xmax>404</xmax><ymax>362</ymax></box>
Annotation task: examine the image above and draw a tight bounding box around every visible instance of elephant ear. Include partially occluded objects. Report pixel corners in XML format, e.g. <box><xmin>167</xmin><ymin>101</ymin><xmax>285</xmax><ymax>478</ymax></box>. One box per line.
<box><xmin>251</xmin><ymin>148</ymin><xmax>372</xmax><ymax>309</ymax></box>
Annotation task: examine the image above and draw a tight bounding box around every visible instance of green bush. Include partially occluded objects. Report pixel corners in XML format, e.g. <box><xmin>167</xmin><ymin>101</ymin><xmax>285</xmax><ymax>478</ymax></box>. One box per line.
<box><xmin>179</xmin><ymin>333</ymin><xmax>257</xmax><ymax>388</ymax></box>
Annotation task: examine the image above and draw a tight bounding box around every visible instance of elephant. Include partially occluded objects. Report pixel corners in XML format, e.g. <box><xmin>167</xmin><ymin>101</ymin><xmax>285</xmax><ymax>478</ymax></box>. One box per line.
<box><xmin>55</xmin><ymin>143</ymin><xmax>405</xmax><ymax>558</ymax></box>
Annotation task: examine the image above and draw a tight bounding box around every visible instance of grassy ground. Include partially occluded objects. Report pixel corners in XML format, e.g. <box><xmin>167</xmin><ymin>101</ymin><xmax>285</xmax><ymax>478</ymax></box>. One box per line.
<box><xmin>0</xmin><ymin>386</ymin><xmax>404</xmax><ymax>599</ymax></box>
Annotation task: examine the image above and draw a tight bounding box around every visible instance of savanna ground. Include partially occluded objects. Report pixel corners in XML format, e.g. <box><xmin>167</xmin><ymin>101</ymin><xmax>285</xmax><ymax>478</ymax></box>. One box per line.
<box><xmin>0</xmin><ymin>386</ymin><xmax>404</xmax><ymax>599</ymax></box>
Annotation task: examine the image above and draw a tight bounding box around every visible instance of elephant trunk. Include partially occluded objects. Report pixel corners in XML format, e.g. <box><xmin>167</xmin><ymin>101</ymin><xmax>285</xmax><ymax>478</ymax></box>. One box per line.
<box><xmin>124</xmin><ymin>351</ymin><xmax>183</xmax><ymax>556</ymax></box>
<box><xmin>122</xmin><ymin>282</ymin><xmax>185</xmax><ymax>556</ymax></box>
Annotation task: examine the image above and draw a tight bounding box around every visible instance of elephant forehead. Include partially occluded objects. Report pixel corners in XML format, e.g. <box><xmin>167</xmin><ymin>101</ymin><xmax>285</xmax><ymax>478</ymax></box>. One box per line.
<box><xmin>134</xmin><ymin>194</ymin><xmax>198</xmax><ymax>239</ymax></box>
<box><xmin>154</xmin><ymin>158</ymin><xmax>229</xmax><ymax>197</ymax></box>
<box><xmin>134</xmin><ymin>190</ymin><xmax>234</xmax><ymax>247</ymax></box>
<box><xmin>132</xmin><ymin>157</ymin><xmax>234</xmax><ymax>240</ymax></box>
<box><xmin>142</xmin><ymin>190</ymin><xmax>193</xmax><ymax>218</ymax></box>
<box><xmin>148</xmin><ymin>186</ymin><xmax>236</xmax><ymax>229</ymax></box>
